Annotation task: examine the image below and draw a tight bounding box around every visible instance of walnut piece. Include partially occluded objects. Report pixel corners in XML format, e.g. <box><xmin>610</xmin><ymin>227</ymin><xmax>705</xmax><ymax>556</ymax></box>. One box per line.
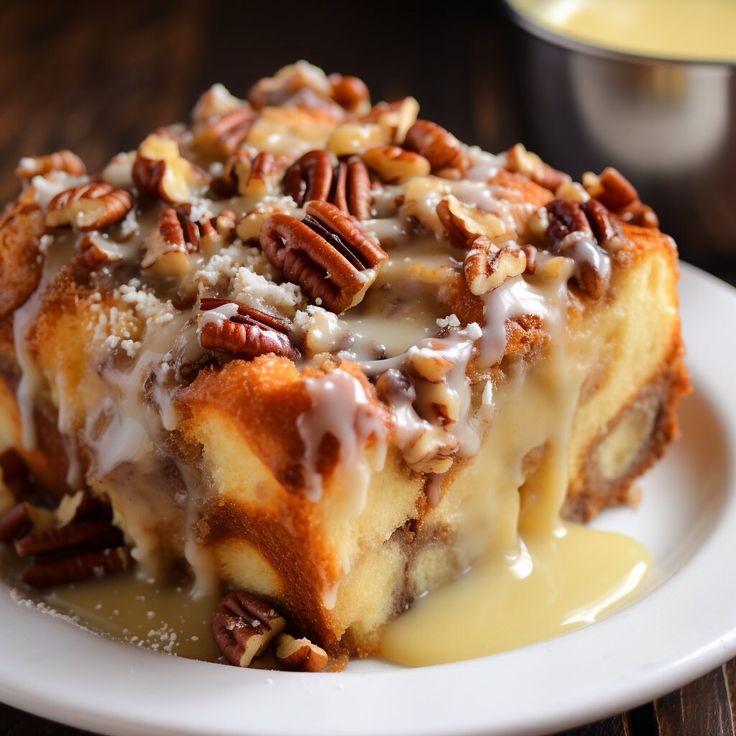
<box><xmin>464</xmin><ymin>237</ymin><xmax>528</xmax><ymax>295</ymax></box>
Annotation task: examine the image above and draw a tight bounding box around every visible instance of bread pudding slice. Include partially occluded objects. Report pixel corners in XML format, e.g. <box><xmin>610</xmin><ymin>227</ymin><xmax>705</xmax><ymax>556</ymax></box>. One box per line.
<box><xmin>0</xmin><ymin>63</ymin><xmax>688</xmax><ymax>665</ymax></box>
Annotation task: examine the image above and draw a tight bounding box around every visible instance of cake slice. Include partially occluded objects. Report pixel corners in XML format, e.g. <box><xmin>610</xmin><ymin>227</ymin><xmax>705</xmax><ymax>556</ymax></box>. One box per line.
<box><xmin>0</xmin><ymin>62</ymin><xmax>689</xmax><ymax>665</ymax></box>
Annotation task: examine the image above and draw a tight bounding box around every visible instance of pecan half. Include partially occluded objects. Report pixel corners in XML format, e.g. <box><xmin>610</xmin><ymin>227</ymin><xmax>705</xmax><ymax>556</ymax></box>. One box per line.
<box><xmin>199</xmin><ymin>297</ymin><xmax>301</xmax><ymax>361</ymax></box>
<box><xmin>359</xmin><ymin>98</ymin><xmax>420</xmax><ymax>144</ymax></box>
<box><xmin>583</xmin><ymin>167</ymin><xmax>659</xmax><ymax>228</ymax></box>
<box><xmin>274</xmin><ymin>633</ymin><xmax>328</xmax><ymax>672</ymax></box>
<box><xmin>284</xmin><ymin>150</ymin><xmax>371</xmax><ymax>219</ymax></box>
<box><xmin>464</xmin><ymin>238</ymin><xmax>528</xmax><ymax>295</ymax></box>
<box><xmin>21</xmin><ymin>547</ymin><xmax>130</xmax><ymax>588</ymax></box>
<box><xmin>16</xmin><ymin>150</ymin><xmax>86</xmax><ymax>181</ymax></box>
<box><xmin>362</xmin><ymin>145</ymin><xmax>430</xmax><ymax>183</ymax></box>
<box><xmin>212</xmin><ymin>591</ymin><xmax>286</xmax><ymax>667</ymax></box>
<box><xmin>283</xmin><ymin>150</ymin><xmax>333</xmax><ymax>205</ymax></box>
<box><xmin>436</xmin><ymin>195</ymin><xmax>508</xmax><ymax>248</ymax></box>
<box><xmin>505</xmin><ymin>143</ymin><xmax>570</xmax><ymax>192</ymax></box>
<box><xmin>55</xmin><ymin>491</ymin><xmax>112</xmax><ymax>527</ymax></box>
<box><xmin>404</xmin><ymin>119</ymin><xmax>468</xmax><ymax>176</ymax></box>
<box><xmin>260</xmin><ymin>201</ymin><xmax>388</xmax><ymax>313</ymax></box>
<box><xmin>46</xmin><ymin>183</ymin><xmax>133</xmax><ymax>232</ymax></box>
<box><xmin>15</xmin><ymin>520</ymin><xmax>123</xmax><ymax>558</ymax></box>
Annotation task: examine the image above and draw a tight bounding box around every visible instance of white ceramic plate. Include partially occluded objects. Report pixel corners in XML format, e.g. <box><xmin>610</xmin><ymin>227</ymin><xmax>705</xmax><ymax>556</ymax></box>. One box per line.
<box><xmin>0</xmin><ymin>262</ymin><xmax>734</xmax><ymax>736</ymax></box>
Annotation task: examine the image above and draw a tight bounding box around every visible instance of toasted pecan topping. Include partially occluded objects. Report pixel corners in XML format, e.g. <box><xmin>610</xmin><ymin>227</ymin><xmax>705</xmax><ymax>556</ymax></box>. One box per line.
<box><xmin>74</xmin><ymin>232</ymin><xmax>125</xmax><ymax>270</ymax></box>
<box><xmin>505</xmin><ymin>143</ymin><xmax>570</xmax><ymax>192</ymax></box>
<box><xmin>362</xmin><ymin>145</ymin><xmax>430</xmax><ymax>183</ymax></box>
<box><xmin>464</xmin><ymin>238</ymin><xmax>529</xmax><ymax>295</ymax></box>
<box><xmin>199</xmin><ymin>298</ymin><xmax>301</xmax><ymax>361</ymax></box>
<box><xmin>212</xmin><ymin>591</ymin><xmax>286</xmax><ymax>668</ymax></box>
<box><xmin>21</xmin><ymin>547</ymin><xmax>130</xmax><ymax>589</ymax></box>
<box><xmin>46</xmin><ymin>183</ymin><xmax>133</xmax><ymax>232</ymax></box>
<box><xmin>16</xmin><ymin>150</ymin><xmax>86</xmax><ymax>181</ymax></box>
<box><xmin>545</xmin><ymin>198</ymin><xmax>620</xmax><ymax>298</ymax></box>
<box><xmin>284</xmin><ymin>150</ymin><xmax>371</xmax><ymax>219</ymax></box>
<box><xmin>0</xmin><ymin>503</ymin><xmax>31</xmax><ymax>544</ymax></box>
<box><xmin>195</xmin><ymin>108</ymin><xmax>259</xmax><ymax>159</ymax></box>
<box><xmin>358</xmin><ymin>97</ymin><xmax>420</xmax><ymax>145</ymax></box>
<box><xmin>260</xmin><ymin>201</ymin><xmax>387</xmax><ymax>313</ymax></box>
<box><xmin>583</xmin><ymin>167</ymin><xmax>659</xmax><ymax>228</ymax></box>
<box><xmin>404</xmin><ymin>119</ymin><xmax>468</xmax><ymax>175</ymax></box>
<box><xmin>133</xmin><ymin>134</ymin><xmax>210</xmax><ymax>203</ymax></box>
<box><xmin>275</xmin><ymin>633</ymin><xmax>329</xmax><ymax>672</ymax></box>
<box><xmin>436</xmin><ymin>195</ymin><xmax>508</xmax><ymax>248</ymax></box>
<box><xmin>332</xmin><ymin>157</ymin><xmax>372</xmax><ymax>220</ymax></box>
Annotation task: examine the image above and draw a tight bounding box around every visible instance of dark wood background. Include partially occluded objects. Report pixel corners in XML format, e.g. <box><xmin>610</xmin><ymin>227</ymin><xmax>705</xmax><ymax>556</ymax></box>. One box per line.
<box><xmin>0</xmin><ymin>1</ymin><xmax>733</xmax><ymax>734</ymax></box>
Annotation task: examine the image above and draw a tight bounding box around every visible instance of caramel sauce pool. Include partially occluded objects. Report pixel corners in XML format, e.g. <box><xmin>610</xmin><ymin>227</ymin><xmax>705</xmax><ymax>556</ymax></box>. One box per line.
<box><xmin>0</xmin><ymin>548</ymin><xmax>220</xmax><ymax>661</ymax></box>
<box><xmin>380</xmin><ymin>524</ymin><xmax>650</xmax><ymax>666</ymax></box>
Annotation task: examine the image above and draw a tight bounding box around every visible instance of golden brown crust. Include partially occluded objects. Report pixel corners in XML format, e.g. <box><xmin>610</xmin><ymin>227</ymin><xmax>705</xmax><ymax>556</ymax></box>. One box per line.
<box><xmin>563</xmin><ymin>335</ymin><xmax>691</xmax><ymax>521</ymax></box>
<box><xmin>0</xmin><ymin>188</ymin><xmax>45</xmax><ymax>317</ymax></box>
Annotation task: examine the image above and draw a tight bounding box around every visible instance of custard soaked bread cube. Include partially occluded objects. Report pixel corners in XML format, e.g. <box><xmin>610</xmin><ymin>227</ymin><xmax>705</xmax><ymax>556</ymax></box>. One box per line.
<box><xmin>0</xmin><ymin>62</ymin><xmax>688</xmax><ymax>663</ymax></box>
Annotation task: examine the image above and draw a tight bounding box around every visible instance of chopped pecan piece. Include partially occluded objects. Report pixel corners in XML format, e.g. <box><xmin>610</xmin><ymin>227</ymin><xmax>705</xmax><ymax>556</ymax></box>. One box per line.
<box><xmin>199</xmin><ymin>297</ymin><xmax>301</xmax><ymax>361</ymax></box>
<box><xmin>505</xmin><ymin>143</ymin><xmax>570</xmax><ymax>192</ymax></box>
<box><xmin>21</xmin><ymin>547</ymin><xmax>130</xmax><ymax>588</ymax></box>
<box><xmin>283</xmin><ymin>150</ymin><xmax>371</xmax><ymax>219</ymax></box>
<box><xmin>46</xmin><ymin>183</ymin><xmax>133</xmax><ymax>232</ymax></box>
<box><xmin>359</xmin><ymin>98</ymin><xmax>420</xmax><ymax>145</ymax></box>
<box><xmin>212</xmin><ymin>591</ymin><xmax>286</xmax><ymax>667</ymax></box>
<box><xmin>16</xmin><ymin>150</ymin><xmax>86</xmax><ymax>181</ymax></box>
<box><xmin>284</xmin><ymin>150</ymin><xmax>333</xmax><ymax>204</ymax></box>
<box><xmin>74</xmin><ymin>232</ymin><xmax>125</xmax><ymax>270</ymax></box>
<box><xmin>362</xmin><ymin>145</ymin><xmax>430</xmax><ymax>183</ymax></box>
<box><xmin>583</xmin><ymin>167</ymin><xmax>659</xmax><ymax>228</ymax></box>
<box><xmin>328</xmin><ymin>73</ymin><xmax>370</xmax><ymax>113</ymax></box>
<box><xmin>260</xmin><ymin>201</ymin><xmax>387</xmax><ymax>313</ymax></box>
<box><xmin>545</xmin><ymin>199</ymin><xmax>620</xmax><ymax>299</ymax></box>
<box><xmin>248</xmin><ymin>62</ymin><xmax>333</xmax><ymax>110</ymax></box>
<box><xmin>0</xmin><ymin>188</ymin><xmax>45</xmax><ymax>316</ymax></box>
<box><xmin>0</xmin><ymin>503</ymin><xmax>32</xmax><ymax>544</ymax></box>
<box><xmin>404</xmin><ymin>119</ymin><xmax>469</xmax><ymax>176</ymax></box>
<box><xmin>143</xmin><ymin>205</ymin><xmax>230</xmax><ymax>275</ymax></box>
<box><xmin>436</xmin><ymin>195</ymin><xmax>508</xmax><ymax>248</ymax></box>
<box><xmin>275</xmin><ymin>633</ymin><xmax>328</xmax><ymax>672</ymax></box>
<box><xmin>463</xmin><ymin>237</ymin><xmax>528</xmax><ymax>295</ymax></box>
<box><xmin>133</xmin><ymin>134</ymin><xmax>210</xmax><ymax>203</ymax></box>
<box><xmin>193</xmin><ymin>108</ymin><xmax>258</xmax><ymax>159</ymax></box>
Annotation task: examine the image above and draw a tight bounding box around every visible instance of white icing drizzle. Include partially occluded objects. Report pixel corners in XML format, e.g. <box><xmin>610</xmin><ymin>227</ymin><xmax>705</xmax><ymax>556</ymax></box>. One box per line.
<box><xmin>297</xmin><ymin>369</ymin><xmax>387</xmax><ymax>513</ymax></box>
<box><xmin>13</xmin><ymin>230</ymin><xmax>74</xmax><ymax>450</ymax></box>
<box><xmin>557</xmin><ymin>232</ymin><xmax>612</xmax><ymax>289</ymax></box>
<box><xmin>479</xmin><ymin>274</ymin><xmax>551</xmax><ymax>367</ymax></box>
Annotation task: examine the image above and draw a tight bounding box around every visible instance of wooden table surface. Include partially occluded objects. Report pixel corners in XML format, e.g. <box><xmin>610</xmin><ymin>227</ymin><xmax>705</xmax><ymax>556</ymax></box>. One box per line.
<box><xmin>0</xmin><ymin>1</ymin><xmax>733</xmax><ymax>734</ymax></box>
